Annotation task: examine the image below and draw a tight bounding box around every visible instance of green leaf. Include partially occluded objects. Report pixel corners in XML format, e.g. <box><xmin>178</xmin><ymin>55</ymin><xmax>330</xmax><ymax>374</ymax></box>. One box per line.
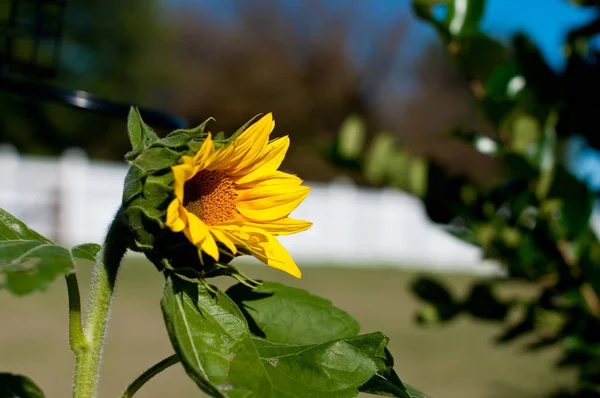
<box><xmin>0</xmin><ymin>373</ymin><xmax>45</xmax><ymax>398</ymax></box>
<box><xmin>423</xmin><ymin>162</ymin><xmax>471</xmax><ymax>224</ymax></box>
<box><xmin>358</xmin><ymin>348</ymin><xmax>410</xmax><ymax>397</ymax></box>
<box><xmin>337</xmin><ymin>115</ymin><xmax>366</xmax><ymax>159</ymax></box>
<box><xmin>71</xmin><ymin>243</ymin><xmax>101</xmax><ymax>263</ymax></box>
<box><xmin>405</xmin><ymin>384</ymin><xmax>433</xmax><ymax>398</ymax></box>
<box><xmin>162</xmin><ymin>275</ymin><xmax>393</xmax><ymax>397</ymax></box>
<box><xmin>253</xmin><ymin>335</ymin><xmax>390</xmax><ymax>396</ymax></box>
<box><xmin>0</xmin><ymin>208</ymin><xmax>71</xmax><ymax>295</ymax></box>
<box><xmin>411</xmin><ymin>277</ymin><xmax>462</xmax><ymax>323</ymax></box>
<box><xmin>543</xmin><ymin>167</ymin><xmax>594</xmax><ymax>240</ymax></box>
<box><xmin>226</xmin><ymin>281</ymin><xmax>360</xmax><ymax>345</ymax></box>
<box><xmin>0</xmin><ymin>209</ymin><xmax>98</xmax><ymax>295</ymax></box>
<box><xmin>446</xmin><ymin>0</ymin><xmax>486</xmax><ymax>37</ymax></box>
<box><xmin>364</xmin><ymin>133</ymin><xmax>396</xmax><ymax>184</ymax></box>
<box><xmin>162</xmin><ymin>275</ymin><xmax>255</xmax><ymax>397</ymax></box>
<box><xmin>411</xmin><ymin>1</ymin><xmax>451</xmax><ymax>41</ymax></box>
<box><xmin>0</xmin><ymin>208</ymin><xmax>50</xmax><ymax>243</ymax></box>
<box><xmin>512</xmin><ymin>34</ymin><xmax>559</xmax><ymax>105</ymax></box>
<box><xmin>359</xmin><ymin>374</ymin><xmax>407</xmax><ymax>397</ymax></box>
<box><xmin>412</xmin><ymin>1</ymin><xmax>504</xmax><ymax>81</ymax></box>
<box><xmin>463</xmin><ymin>281</ymin><xmax>510</xmax><ymax>321</ymax></box>
<box><xmin>452</xmin><ymin>33</ymin><xmax>507</xmax><ymax>82</ymax></box>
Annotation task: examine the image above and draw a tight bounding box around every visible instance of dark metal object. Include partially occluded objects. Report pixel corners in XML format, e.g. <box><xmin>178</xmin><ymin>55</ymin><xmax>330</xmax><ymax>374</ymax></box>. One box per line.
<box><xmin>0</xmin><ymin>0</ymin><xmax>66</xmax><ymax>78</ymax></box>
<box><xmin>0</xmin><ymin>78</ymin><xmax>189</xmax><ymax>129</ymax></box>
<box><xmin>0</xmin><ymin>0</ymin><xmax>188</xmax><ymax>130</ymax></box>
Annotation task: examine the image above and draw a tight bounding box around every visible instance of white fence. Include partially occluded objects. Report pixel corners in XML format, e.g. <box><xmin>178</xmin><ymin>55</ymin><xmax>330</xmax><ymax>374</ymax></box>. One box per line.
<box><xmin>0</xmin><ymin>145</ymin><xmax>502</xmax><ymax>273</ymax></box>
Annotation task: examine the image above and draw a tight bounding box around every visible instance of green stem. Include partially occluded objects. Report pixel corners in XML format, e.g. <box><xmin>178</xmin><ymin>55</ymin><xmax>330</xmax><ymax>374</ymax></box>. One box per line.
<box><xmin>120</xmin><ymin>355</ymin><xmax>180</xmax><ymax>398</ymax></box>
<box><xmin>72</xmin><ymin>208</ymin><xmax>128</xmax><ymax>398</ymax></box>
<box><xmin>65</xmin><ymin>272</ymin><xmax>86</xmax><ymax>354</ymax></box>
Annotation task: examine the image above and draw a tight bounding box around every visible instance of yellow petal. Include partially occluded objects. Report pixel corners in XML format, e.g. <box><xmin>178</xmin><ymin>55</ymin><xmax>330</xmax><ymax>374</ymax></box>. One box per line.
<box><xmin>233</xmin><ymin>113</ymin><xmax>273</xmax><ymax>152</ymax></box>
<box><xmin>221</xmin><ymin>226</ymin><xmax>301</xmax><ymax>278</ymax></box>
<box><xmin>220</xmin><ymin>218</ymin><xmax>312</xmax><ymax>236</ymax></box>
<box><xmin>232</xmin><ymin>136</ymin><xmax>290</xmax><ymax>185</ymax></box>
<box><xmin>209</xmin><ymin>114</ymin><xmax>273</xmax><ymax>171</ymax></box>
<box><xmin>183</xmin><ymin>212</ymin><xmax>209</xmax><ymax>245</ymax></box>
<box><xmin>166</xmin><ymin>199</ymin><xmax>185</xmax><ymax>232</ymax></box>
<box><xmin>209</xmin><ymin>227</ymin><xmax>238</xmax><ymax>255</ymax></box>
<box><xmin>205</xmin><ymin>141</ymin><xmax>234</xmax><ymax>170</ymax></box>
<box><xmin>171</xmin><ymin>159</ymin><xmax>195</xmax><ymax>201</ymax></box>
<box><xmin>182</xmin><ymin>212</ymin><xmax>219</xmax><ymax>261</ymax></box>
<box><xmin>193</xmin><ymin>133</ymin><xmax>215</xmax><ymax>170</ymax></box>
<box><xmin>237</xmin><ymin>185</ymin><xmax>310</xmax><ymax>222</ymax></box>
<box><xmin>259</xmin><ymin>235</ymin><xmax>302</xmax><ymax>278</ymax></box>
<box><xmin>235</xmin><ymin>170</ymin><xmax>303</xmax><ymax>190</ymax></box>
<box><xmin>199</xmin><ymin>232</ymin><xmax>220</xmax><ymax>261</ymax></box>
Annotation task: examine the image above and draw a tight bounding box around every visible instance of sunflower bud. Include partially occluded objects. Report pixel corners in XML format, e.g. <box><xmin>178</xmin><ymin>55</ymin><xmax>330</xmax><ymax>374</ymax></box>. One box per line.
<box><xmin>120</xmin><ymin>108</ymin><xmax>312</xmax><ymax>280</ymax></box>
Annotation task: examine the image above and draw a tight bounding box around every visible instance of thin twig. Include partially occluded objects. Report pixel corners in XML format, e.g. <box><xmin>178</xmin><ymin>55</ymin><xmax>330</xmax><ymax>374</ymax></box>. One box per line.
<box><xmin>120</xmin><ymin>355</ymin><xmax>180</xmax><ymax>398</ymax></box>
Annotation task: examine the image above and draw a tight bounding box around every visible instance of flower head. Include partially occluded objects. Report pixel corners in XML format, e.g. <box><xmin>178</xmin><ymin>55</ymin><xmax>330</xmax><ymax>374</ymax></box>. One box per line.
<box><xmin>164</xmin><ymin>113</ymin><xmax>311</xmax><ymax>278</ymax></box>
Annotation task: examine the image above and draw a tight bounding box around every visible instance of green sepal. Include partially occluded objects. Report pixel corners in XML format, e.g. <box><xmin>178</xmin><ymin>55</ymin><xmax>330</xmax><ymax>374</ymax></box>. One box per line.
<box><xmin>121</xmin><ymin>115</ymin><xmax>213</xmax><ymax>254</ymax></box>
<box><xmin>125</xmin><ymin>107</ymin><xmax>160</xmax><ymax>162</ymax></box>
<box><xmin>225</xmin><ymin>113</ymin><xmax>263</xmax><ymax>144</ymax></box>
<box><xmin>164</xmin><ymin>118</ymin><xmax>212</xmax><ymax>150</ymax></box>
<box><xmin>122</xmin><ymin>164</ymin><xmax>145</xmax><ymax>206</ymax></box>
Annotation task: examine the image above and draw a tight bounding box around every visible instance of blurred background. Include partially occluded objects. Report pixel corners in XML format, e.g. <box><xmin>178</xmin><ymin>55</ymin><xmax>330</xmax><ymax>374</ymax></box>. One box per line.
<box><xmin>2</xmin><ymin>0</ymin><xmax>600</xmax><ymax>397</ymax></box>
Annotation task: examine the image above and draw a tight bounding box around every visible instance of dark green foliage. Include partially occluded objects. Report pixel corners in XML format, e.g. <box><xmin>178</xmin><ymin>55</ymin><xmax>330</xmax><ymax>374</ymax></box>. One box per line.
<box><xmin>326</xmin><ymin>1</ymin><xmax>600</xmax><ymax>396</ymax></box>
<box><xmin>0</xmin><ymin>373</ymin><xmax>45</xmax><ymax>398</ymax></box>
<box><xmin>407</xmin><ymin>2</ymin><xmax>600</xmax><ymax>396</ymax></box>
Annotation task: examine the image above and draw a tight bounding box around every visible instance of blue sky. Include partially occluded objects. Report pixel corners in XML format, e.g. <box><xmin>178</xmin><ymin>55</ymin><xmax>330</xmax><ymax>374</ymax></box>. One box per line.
<box><xmin>170</xmin><ymin>0</ymin><xmax>597</xmax><ymax>69</ymax></box>
<box><xmin>481</xmin><ymin>0</ymin><xmax>596</xmax><ymax>69</ymax></box>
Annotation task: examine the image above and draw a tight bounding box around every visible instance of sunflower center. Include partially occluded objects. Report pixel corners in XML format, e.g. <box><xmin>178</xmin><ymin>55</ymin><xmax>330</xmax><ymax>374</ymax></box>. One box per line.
<box><xmin>183</xmin><ymin>170</ymin><xmax>238</xmax><ymax>225</ymax></box>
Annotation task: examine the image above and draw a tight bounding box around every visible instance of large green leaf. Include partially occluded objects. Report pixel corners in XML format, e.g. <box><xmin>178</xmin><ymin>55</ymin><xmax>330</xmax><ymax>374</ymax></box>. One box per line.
<box><xmin>0</xmin><ymin>208</ymin><xmax>100</xmax><ymax>295</ymax></box>
<box><xmin>226</xmin><ymin>282</ymin><xmax>413</xmax><ymax>397</ymax></box>
<box><xmin>162</xmin><ymin>275</ymin><xmax>396</xmax><ymax>397</ymax></box>
<box><xmin>356</xmin><ymin>347</ymin><xmax>409</xmax><ymax>397</ymax></box>
<box><xmin>0</xmin><ymin>373</ymin><xmax>45</xmax><ymax>398</ymax></box>
<box><xmin>252</xmin><ymin>335</ymin><xmax>393</xmax><ymax>397</ymax></box>
<box><xmin>226</xmin><ymin>281</ymin><xmax>360</xmax><ymax>345</ymax></box>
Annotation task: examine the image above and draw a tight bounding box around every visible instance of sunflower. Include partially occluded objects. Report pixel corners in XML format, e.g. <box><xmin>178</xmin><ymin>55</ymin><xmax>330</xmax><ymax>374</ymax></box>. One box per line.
<box><xmin>165</xmin><ymin>113</ymin><xmax>311</xmax><ymax>278</ymax></box>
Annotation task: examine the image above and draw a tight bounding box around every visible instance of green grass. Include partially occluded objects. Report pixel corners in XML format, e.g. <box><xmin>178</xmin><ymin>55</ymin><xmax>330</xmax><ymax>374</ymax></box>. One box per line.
<box><xmin>0</xmin><ymin>257</ymin><xmax>575</xmax><ymax>398</ymax></box>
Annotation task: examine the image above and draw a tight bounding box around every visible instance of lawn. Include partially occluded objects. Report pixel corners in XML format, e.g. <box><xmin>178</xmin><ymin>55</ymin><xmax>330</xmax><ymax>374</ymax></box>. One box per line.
<box><xmin>0</xmin><ymin>256</ymin><xmax>574</xmax><ymax>398</ymax></box>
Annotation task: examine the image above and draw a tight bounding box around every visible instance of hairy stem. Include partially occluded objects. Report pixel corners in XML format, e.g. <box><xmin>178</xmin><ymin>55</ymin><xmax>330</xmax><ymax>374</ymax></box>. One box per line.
<box><xmin>120</xmin><ymin>354</ymin><xmax>180</xmax><ymax>398</ymax></box>
<box><xmin>72</xmin><ymin>208</ymin><xmax>128</xmax><ymax>398</ymax></box>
